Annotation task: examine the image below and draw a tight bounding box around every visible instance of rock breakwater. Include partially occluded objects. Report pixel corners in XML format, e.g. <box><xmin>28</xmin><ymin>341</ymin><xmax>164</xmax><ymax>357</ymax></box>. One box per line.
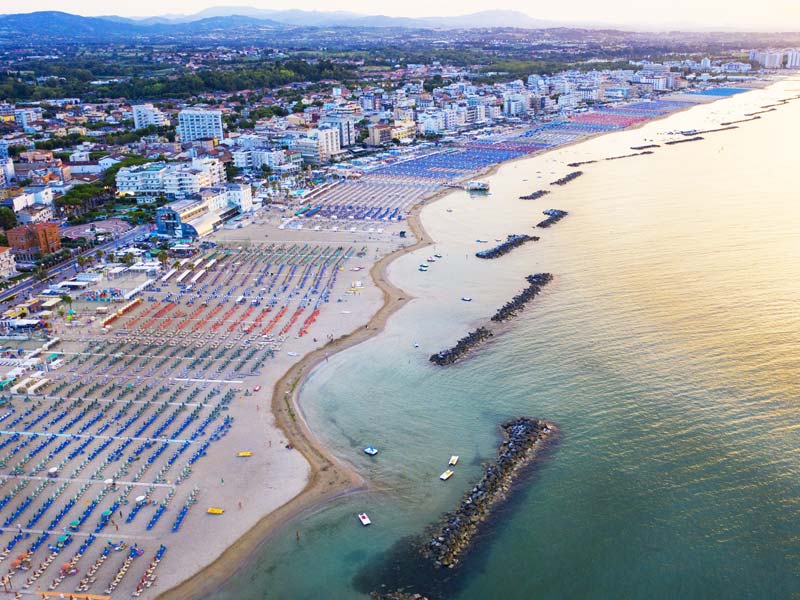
<box><xmin>475</xmin><ymin>234</ymin><xmax>539</xmax><ymax>259</ymax></box>
<box><xmin>550</xmin><ymin>171</ymin><xmax>583</xmax><ymax>186</ymax></box>
<box><xmin>536</xmin><ymin>209</ymin><xmax>568</xmax><ymax>228</ymax></box>
<box><xmin>490</xmin><ymin>273</ymin><xmax>553</xmax><ymax>323</ymax></box>
<box><xmin>421</xmin><ymin>417</ymin><xmax>557</xmax><ymax>569</ymax></box>
<box><xmin>429</xmin><ymin>327</ymin><xmax>493</xmax><ymax>366</ymax></box>
<box><xmin>519</xmin><ymin>189</ymin><xmax>551</xmax><ymax>200</ymax></box>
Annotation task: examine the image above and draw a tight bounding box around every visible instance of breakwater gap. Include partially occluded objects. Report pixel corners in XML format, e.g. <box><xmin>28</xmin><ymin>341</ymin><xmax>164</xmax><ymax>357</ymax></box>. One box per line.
<box><xmin>430</xmin><ymin>274</ymin><xmax>553</xmax><ymax>366</ymax></box>
<box><xmin>356</xmin><ymin>418</ymin><xmax>558</xmax><ymax>600</ymax></box>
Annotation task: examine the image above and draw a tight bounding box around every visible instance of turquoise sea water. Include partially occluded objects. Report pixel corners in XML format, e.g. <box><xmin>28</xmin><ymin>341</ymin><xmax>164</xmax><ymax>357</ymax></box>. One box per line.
<box><xmin>211</xmin><ymin>79</ymin><xmax>800</xmax><ymax>599</ymax></box>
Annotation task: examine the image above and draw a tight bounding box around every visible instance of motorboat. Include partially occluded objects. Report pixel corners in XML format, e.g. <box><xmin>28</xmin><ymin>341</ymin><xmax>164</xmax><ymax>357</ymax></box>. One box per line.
<box><xmin>440</xmin><ymin>469</ymin><xmax>454</xmax><ymax>481</ymax></box>
<box><xmin>434</xmin><ymin>253</ymin><xmax>443</xmax><ymax>259</ymax></box>
<box><xmin>427</xmin><ymin>257</ymin><xmax>436</xmax><ymax>263</ymax></box>
<box><xmin>363</xmin><ymin>446</ymin><xmax>378</xmax><ymax>456</ymax></box>
<box><xmin>418</xmin><ymin>266</ymin><xmax>428</xmax><ymax>272</ymax></box>
<box><xmin>358</xmin><ymin>513</ymin><xmax>372</xmax><ymax>526</ymax></box>
<box><xmin>449</xmin><ymin>455</ymin><xmax>459</xmax><ymax>466</ymax></box>
<box><xmin>461</xmin><ymin>297</ymin><xmax>472</xmax><ymax>302</ymax></box>
<box><xmin>253</xmin><ymin>385</ymin><xmax>261</xmax><ymax>392</ymax></box>
<box><xmin>287</xmin><ymin>351</ymin><xmax>299</xmax><ymax>357</ymax></box>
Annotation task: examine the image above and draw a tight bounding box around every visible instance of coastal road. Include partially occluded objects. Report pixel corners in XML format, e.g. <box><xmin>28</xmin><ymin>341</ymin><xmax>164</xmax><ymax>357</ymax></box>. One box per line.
<box><xmin>0</xmin><ymin>225</ymin><xmax>146</xmax><ymax>305</ymax></box>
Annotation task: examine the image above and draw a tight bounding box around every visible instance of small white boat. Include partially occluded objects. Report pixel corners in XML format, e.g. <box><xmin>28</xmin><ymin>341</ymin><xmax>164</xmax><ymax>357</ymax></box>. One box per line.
<box><xmin>434</xmin><ymin>253</ymin><xmax>443</xmax><ymax>259</ymax></box>
<box><xmin>461</xmin><ymin>297</ymin><xmax>472</xmax><ymax>302</ymax></box>
<box><xmin>426</xmin><ymin>257</ymin><xmax>436</xmax><ymax>263</ymax></box>
<box><xmin>419</xmin><ymin>264</ymin><xmax>429</xmax><ymax>268</ymax></box>
<box><xmin>418</xmin><ymin>267</ymin><xmax>428</xmax><ymax>272</ymax></box>
<box><xmin>363</xmin><ymin>446</ymin><xmax>378</xmax><ymax>456</ymax></box>
<box><xmin>440</xmin><ymin>469</ymin><xmax>454</xmax><ymax>481</ymax></box>
<box><xmin>446</xmin><ymin>208</ymin><xmax>453</xmax><ymax>213</ymax></box>
<box><xmin>413</xmin><ymin>342</ymin><xmax>419</xmax><ymax>348</ymax></box>
<box><xmin>287</xmin><ymin>352</ymin><xmax>299</xmax><ymax>357</ymax></box>
<box><xmin>476</xmin><ymin>239</ymin><xmax>488</xmax><ymax>243</ymax></box>
<box><xmin>358</xmin><ymin>513</ymin><xmax>372</xmax><ymax>526</ymax></box>
<box><xmin>449</xmin><ymin>455</ymin><xmax>459</xmax><ymax>466</ymax></box>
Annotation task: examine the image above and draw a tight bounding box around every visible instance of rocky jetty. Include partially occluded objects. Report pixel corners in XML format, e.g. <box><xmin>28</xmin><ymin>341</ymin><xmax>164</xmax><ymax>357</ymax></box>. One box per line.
<box><xmin>372</xmin><ymin>593</ymin><xmax>429</xmax><ymax>600</ymax></box>
<box><xmin>536</xmin><ymin>209</ymin><xmax>568</xmax><ymax>228</ymax></box>
<box><xmin>665</xmin><ymin>136</ymin><xmax>704</xmax><ymax>145</ymax></box>
<box><xmin>490</xmin><ymin>273</ymin><xmax>553</xmax><ymax>323</ymax></box>
<box><xmin>519</xmin><ymin>189</ymin><xmax>550</xmax><ymax>200</ymax></box>
<box><xmin>475</xmin><ymin>234</ymin><xmax>538</xmax><ymax>259</ymax></box>
<box><xmin>420</xmin><ymin>417</ymin><xmax>557</xmax><ymax>569</ymax></box>
<box><xmin>630</xmin><ymin>143</ymin><xmax>660</xmax><ymax>150</ymax></box>
<box><xmin>429</xmin><ymin>327</ymin><xmax>493</xmax><ymax>366</ymax></box>
<box><xmin>549</xmin><ymin>171</ymin><xmax>583</xmax><ymax>186</ymax></box>
<box><xmin>567</xmin><ymin>159</ymin><xmax>597</xmax><ymax>167</ymax></box>
<box><xmin>726</xmin><ymin>113</ymin><xmax>765</xmax><ymax>121</ymax></box>
<box><xmin>605</xmin><ymin>150</ymin><xmax>654</xmax><ymax>161</ymax></box>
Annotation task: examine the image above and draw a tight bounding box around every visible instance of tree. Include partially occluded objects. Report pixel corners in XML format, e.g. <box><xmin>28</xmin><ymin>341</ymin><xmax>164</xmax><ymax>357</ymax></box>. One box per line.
<box><xmin>76</xmin><ymin>255</ymin><xmax>88</xmax><ymax>270</ymax></box>
<box><xmin>59</xmin><ymin>293</ymin><xmax>73</xmax><ymax>308</ymax></box>
<box><xmin>121</xmin><ymin>253</ymin><xmax>135</xmax><ymax>267</ymax></box>
<box><xmin>0</xmin><ymin>207</ymin><xmax>17</xmax><ymax>231</ymax></box>
<box><xmin>32</xmin><ymin>265</ymin><xmax>46</xmax><ymax>281</ymax></box>
<box><xmin>156</xmin><ymin>250</ymin><xmax>169</xmax><ymax>270</ymax></box>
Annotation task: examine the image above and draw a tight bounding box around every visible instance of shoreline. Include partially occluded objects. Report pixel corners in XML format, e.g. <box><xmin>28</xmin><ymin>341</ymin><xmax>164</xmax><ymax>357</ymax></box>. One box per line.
<box><xmin>158</xmin><ymin>82</ymin><xmax>781</xmax><ymax>599</ymax></box>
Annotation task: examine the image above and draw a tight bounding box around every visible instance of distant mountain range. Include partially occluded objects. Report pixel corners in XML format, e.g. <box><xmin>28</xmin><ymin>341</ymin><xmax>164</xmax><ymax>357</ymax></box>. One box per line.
<box><xmin>0</xmin><ymin>8</ymin><xmax>602</xmax><ymax>39</ymax></box>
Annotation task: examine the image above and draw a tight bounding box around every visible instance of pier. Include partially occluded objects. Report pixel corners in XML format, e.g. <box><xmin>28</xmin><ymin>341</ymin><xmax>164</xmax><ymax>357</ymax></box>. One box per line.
<box><xmin>549</xmin><ymin>171</ymin><xmax>584</xmax><ymax>186</ymax></box>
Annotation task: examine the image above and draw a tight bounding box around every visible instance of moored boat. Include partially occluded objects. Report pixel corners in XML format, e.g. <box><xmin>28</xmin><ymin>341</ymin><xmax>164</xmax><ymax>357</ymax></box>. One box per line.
<box><xmin>449</xmin><ymin>455</ymin><xmax>459</xmax><ymax>466</ymax></box>
<box><xmin>363</xmin><ymin>446</ymin><xmax>378</xmax><ymax>456</ymax></box>
<box><xmin>358</xmin><ymin>513</ymin><xmax>372</xmax><ymax>526</ymax></box>
<box><xmin>440</xmin><ymin>469</ymin><xmax>454</xmax><ymax>481</ymax></box>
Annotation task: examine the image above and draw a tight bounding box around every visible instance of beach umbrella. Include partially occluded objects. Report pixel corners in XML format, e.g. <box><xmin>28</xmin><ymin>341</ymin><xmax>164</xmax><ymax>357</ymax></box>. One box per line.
<box><xmin>10</xmin><ymin>560</ymin><xmax>20</xmax><ymax>568</ymax></box>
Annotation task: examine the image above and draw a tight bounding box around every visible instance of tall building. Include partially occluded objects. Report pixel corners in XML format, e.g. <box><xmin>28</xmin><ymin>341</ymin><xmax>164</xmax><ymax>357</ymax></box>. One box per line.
<box><xmin>132</xmin><ymin>104</ymin><xmax>170</xmax><ymax>130</ymax></box>
<box><xmin>177</xmin><ymin>109</ymin><xmax>224</xmax><ymax>142</ymax></box>
<box><xmin>7</xmin><ymin>223</ymin><xmax>61</xmax><ymax>261</ymax></box>
<box><xmin>293</xmin><ymin>128</ymin><xmax>342</xmax><ymax>164</ymax></box>
<box><xmin>318</xmin><ymin>114</ymin><xmax>357</xmax><ymax>147</ymax></box>
<box><xmin>785</xmin><ymin>49</ymin><xmax>800</xmax><ymax>69</ymax></box>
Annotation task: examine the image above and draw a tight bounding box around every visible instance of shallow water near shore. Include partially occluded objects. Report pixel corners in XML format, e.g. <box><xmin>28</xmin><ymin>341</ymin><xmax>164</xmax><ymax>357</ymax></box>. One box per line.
<box><xmin>209</xmin><ymin>78</ymin><xmax>800</xmax><ymax>599</ymax></box>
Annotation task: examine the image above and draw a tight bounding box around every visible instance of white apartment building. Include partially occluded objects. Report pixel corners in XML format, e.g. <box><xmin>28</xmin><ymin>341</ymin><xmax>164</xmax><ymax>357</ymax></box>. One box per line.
<box><xmin>786</xmin><ymin>49</ymin><xmax>800</xmax><ymax>69</ymax></box>
<box><xmin>116</xmin><ymin>158</ymin><xmax>224</xmax><ymax>197</ymax></box>
<box><xmin>132</xmin><ymin>104</ymin><xmax>170</xmax><ymax>130</ymax></box>
<box><xmin>292</xmin><ymin>128</ymin><xmax>341</xmax><ymax>165</ymax></box>
<box><xmin>0</xmin><ymin>247</ymin><xmax>17</xmax><ymax>279</ymax></box>
<box><xmin>177</xmin><ymin>109</ymin><xmax>224</xmax><ymax>142</ymax></box>
<box><xmin>318</xmin><ymin>115</ymin><xmax>357</xmax><ymax>147</ymax></box>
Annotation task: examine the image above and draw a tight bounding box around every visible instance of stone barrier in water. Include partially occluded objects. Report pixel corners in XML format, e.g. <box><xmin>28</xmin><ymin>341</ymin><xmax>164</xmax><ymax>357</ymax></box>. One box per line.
<box><xmin>519</xmin><ymin>189</ymin><xmax>551</xmax><ymax>200</ymax></box>
<box><xmin>550</xmin><ymin>170</ymin><xmax>583</xmax><ymax>186</ymax></box>
<box><xmin>421</xmin><ymin>417</ymin><xmax>557</xmax><ymax>569</ymax></box>
<box><xmin>429</xmin><ymin>327</ymin><xmax>493</xmax><ymax>366</ymax></box>
<box><xmin>536</xmin><ymin>209</ymin><xmax>568</xmax><ymax>228</ymax></box>
<box><xmin>490</xmin><ymin>273</ymin><xmax>553</xmax><ymax>323</ymax></box>
<box><xmin>475</xmin><ymin>235</ymin><xmax>538</xmax><ymax>260</ymax></box>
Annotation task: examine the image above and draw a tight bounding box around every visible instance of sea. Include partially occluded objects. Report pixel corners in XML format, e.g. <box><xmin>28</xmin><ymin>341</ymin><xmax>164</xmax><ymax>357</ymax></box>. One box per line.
<box><xmin>209</xmin><ymin>77</ymin><xmax>800</xmax><ymax>599</ymax></box>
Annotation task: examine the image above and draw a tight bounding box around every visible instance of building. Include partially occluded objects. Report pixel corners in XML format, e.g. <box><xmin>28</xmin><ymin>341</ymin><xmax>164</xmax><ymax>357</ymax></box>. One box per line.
<box><xmin>6</xmin><ymin>223</ymin><xmax>61</xmax><ymax>261</ymax></box>
<box><xmin>116</xmin><ymin>158</ymin><xmax>225</xmax><ymax>198</ymax></box>
<box><xmin>366</xmin><ymin>124</ymin><xmax>393</xmax><ymax>146</ymax></box>
<box><xmin>177</xmin><ymin>109</ymin><xmax>224</xmax><ymax>142</ymax></box>
<box><xmin>132</xmin><ymin>104</ymin><xmax>170</xmax><ymax>130</ymax></box>
<box><xmin>154</xmin><ymin>183</ymin><xmax>252</xmax><ymax>239</ymax></box>
<box><xmin>750</xmin><ymin>49</ymin><xmax>784</xmax><ymax>69</ymax></box>
<box><xmin>0</xmin><ymin>247</ymin><xmax>16</xmax><ymax>279</ymax></box>
<box><xmin>292</xmin><ymin>128</ymin><xmax>342</xmax><ymax>164</ymax></box>
<box><xmin>16</xmin><ymin>204</ymin><xmax>53</xmax><ymax>224</ymax></box>
<box><xmin>318</xmin><ymin>114</ymin><xmax>357</xmax><ymax>147</ymax></box>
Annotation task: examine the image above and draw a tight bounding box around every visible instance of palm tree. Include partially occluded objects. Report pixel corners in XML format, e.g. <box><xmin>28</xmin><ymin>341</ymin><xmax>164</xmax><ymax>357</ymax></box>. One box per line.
<box><xmin>121</xmin><ymin>253</ymin><xmax>135</xmax><ymax>267</ymax></box>
<box><xmin>76</xmin><ymin>255</ymin><xmax>88</xmax><ymax>271</ymax></box>
<box><xmin>95</xmin><ymin>250</ymin><xmax>104</xmax><ymax>263</ymax></box>
<box><xmin>156</xmin><ymin>250</ymin><xmax>169</xmax><ymax>270</ymax></box>
<box><xmin>59</xmin><ymin>294</ymin><xmax>73</xmax><ymax>308</ymax></box>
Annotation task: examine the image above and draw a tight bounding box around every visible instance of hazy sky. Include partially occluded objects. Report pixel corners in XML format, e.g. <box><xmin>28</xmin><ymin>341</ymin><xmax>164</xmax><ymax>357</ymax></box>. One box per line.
<box><xmin>10</xmin><ymin>0</ymin><xmax>800</xmax><ymax>30</ymax></box>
